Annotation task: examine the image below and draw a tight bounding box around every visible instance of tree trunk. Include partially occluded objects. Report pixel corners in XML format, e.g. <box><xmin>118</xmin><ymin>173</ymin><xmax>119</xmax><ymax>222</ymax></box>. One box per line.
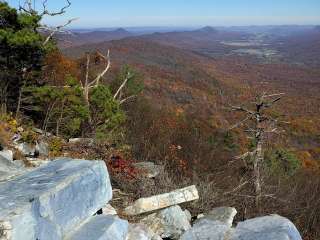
<box><xmin>15</xmin><ymin>74</ymin><xmax>27</xmax><ymax>119</ymax></box>
<box><xmin>56</xmin><ymin>100</ymin><xmax>65</xmax><ymax>136</ymax></box>
<box><xmin>254</xmin><ymin>135</ymin><xmax>263</xmax><ymax>208</ymax></box>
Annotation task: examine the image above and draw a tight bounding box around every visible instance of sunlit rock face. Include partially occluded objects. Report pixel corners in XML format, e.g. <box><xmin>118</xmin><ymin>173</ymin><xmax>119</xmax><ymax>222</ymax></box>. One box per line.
<box><xmin>0</xmin><ymin>159</ymin><xmax>112</xmax><ymax>240</ymax></box>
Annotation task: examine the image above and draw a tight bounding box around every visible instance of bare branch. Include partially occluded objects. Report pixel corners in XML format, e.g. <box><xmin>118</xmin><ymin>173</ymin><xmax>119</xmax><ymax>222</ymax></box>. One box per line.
<box><xmin>119</xmin><ymin>95</ymin><xmax>137</xmax><ymax>105</ymax></box>
<box><xmin>88</xmin><ymin>50</ymin><xmax>111</xmax><ymax>87</ymax></box>
<box><xmin>114</xmin><ymin>72</ymin><xmax>132</xmax><ymax>100</ymax></box>
<box><xmin>42</xmin><ymin>18</ymin><xmax>78</xmax><ymax>45</ymax></box>
<box><xmin>40</xmin><ymin>0</ymin><xmax>71</xmax><ymax>17</ymax></box>
<box><xmin>229</xmin><ymin>115</ymin><xmax>251</xmax><ymax>130</ymax></box>
<box><xmin>231</xmin><ymin>105</ymin><xmax>255</xmax><ymax>115</ymax></box>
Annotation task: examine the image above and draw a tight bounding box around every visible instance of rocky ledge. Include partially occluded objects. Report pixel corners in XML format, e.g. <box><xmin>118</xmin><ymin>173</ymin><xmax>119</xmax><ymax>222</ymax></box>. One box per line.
<box><xmin>0</xmin><ymin>155</ymin><xmax>302</xmax><ymax>240</ymax></box>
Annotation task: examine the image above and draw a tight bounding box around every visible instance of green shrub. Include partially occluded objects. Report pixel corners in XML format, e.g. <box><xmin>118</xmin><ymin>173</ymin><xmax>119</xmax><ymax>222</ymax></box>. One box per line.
<box><xmin>265</xmin><ymin>148</ymin><xmax>301</xmax><ymax>177</ymax></box>
<box><xmin>49</xmin><ymin>137</ymin><xmax>64</xmax><ymax>156</ymax></box>
<box><xmin>90</xmin><ymin>85</ymin><xmax>126</xmax><ymax>141</ymax></box>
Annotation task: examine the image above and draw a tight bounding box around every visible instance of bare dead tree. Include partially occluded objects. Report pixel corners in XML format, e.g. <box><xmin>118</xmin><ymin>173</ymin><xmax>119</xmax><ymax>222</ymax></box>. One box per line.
<box><xmin>82</xmin><ymin>51</ymin><xmax>136</xmax><ymax>108</ymax></box>
<box><xmin>230</xmin><ymin>92</ymin><xmax>285</xmax><ymax>206</ymax></box>
<box><xmin>19</xmin><ymin>0</ymin><xmax>76</xmax><ymax>46</ymax></box>
<box><xmin>82</xmin><ymin>51</ymin><xmax>111</xmax><ymax>110</ymax></box>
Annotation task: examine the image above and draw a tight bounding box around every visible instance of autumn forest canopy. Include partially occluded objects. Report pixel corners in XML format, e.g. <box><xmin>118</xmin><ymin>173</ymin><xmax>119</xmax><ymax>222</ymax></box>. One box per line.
<box><xmin>0</xmin><ymin>0</ymin><xmax>320</xmax><ymax>239</ymax></box>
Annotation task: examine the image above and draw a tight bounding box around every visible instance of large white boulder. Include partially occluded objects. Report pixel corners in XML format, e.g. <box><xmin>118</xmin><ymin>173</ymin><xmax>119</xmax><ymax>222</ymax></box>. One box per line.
<box><xmin>180</xmin><ymin>219</ymin><xmax>233</xmax><ymax>240</ymax></box>
<box><xmin>141</xmin><ymin>205</ymin><xmax>191</xmax><ymax>239</ymax></box>
<box><xmin>231</xmin><ymin>214</ymin><xmax>302</xmax><ymax>240</ymax></box>
<box><xmin>65</xmin><ymin>215</ymin><xmax>128</xmax><ymax>240</ymax></box>
<box><xmin>0</xmin><ymin>158</ymin><xmax>112</xmax><ymax>240</ymax></box>
<box><xmin>181</xmin><ymin>214</ymin><xmax>302</xmax><ymax>240</ymax></box>
<box><xmin>124</xmin><ymin>185</ymin><xmax>199</xmax><ymax>215</ymax></box>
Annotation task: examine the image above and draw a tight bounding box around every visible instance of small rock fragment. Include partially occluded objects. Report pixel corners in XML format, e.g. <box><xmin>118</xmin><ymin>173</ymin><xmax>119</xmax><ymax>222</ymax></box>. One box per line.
<box><xmin>141</xmin><ymin>205</ymin><xmax>191</xmax><ymax>239</ymax></box>
<box><xmin>195</xmin><ymin>207</ymin><xmax>237</xmax><ymax>227</ymax></box>
<box><xmin>102</xmin><ymin>204</ymin><xmax>117</xmax><ymax>216</ymax></box>
<box><xmin>133</xmin><ymin>162</ymin><xmax>163</xmax><ymax>178</ymax></box>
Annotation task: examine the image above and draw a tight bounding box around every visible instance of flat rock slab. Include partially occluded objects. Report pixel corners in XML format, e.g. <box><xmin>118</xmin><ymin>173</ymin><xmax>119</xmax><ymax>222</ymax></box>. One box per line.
<box><xmin>0</xmin><ymin>159</ymin><xmax>112</xmax><ymax>240</ymax></box>
<box><xmin>231</xmin><ymin>214</ymin><xmax>302</xmax><ymax>240</ymax></box>
<box><xmin>65</xmin><ymin>215</ymin><xmax>128</xmax><ymax>240</ymax></box>
<box><xmin>124</xmin><ymin>185</ymin><xmax>199</xmax><ymax>215</ymax></box>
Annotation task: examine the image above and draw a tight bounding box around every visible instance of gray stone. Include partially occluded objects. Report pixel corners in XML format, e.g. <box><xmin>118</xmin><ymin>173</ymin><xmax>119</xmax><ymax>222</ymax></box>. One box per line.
<box><xmin>180</xmin><ymin>219</ymin><xmax>233</xmax><ymax>240</ymax></box>
<box><xmin>141</xmin><ymin>205</ymin><xmax>191</xmax><ymax>239</ymax></box>
<box><xmin>231</xmin><ymin>214</ymin><xmax>302</xmax><ymax>240</ymax></box>
<box><xmin>68</xmin><ymin>138</ymin><xmax>94</xmax><ymax>145</ymax></box>
<box><xmin>196</xmin><ymin>207</ymin><xmax>237</xmax><ymax>227</ymax></box>
<box><xmin>15</xmin><ymin>142</ymin><xmax>35</xmax><ymax>157</ymax></box>
<box><xmin>102</xmin><ymin>204</ymin><xmax>117</xmax><ymax>216</ymax></box>
<box><xmin>0</xmin><ymin>150</ymin><xmax>13</xmax><ymax>162</ymax></box>
<box><xmin>66</xmin><ymin>215</ymin><xmax>128</xmax><ymax>240</ymax></box>
<box><xmin>0</xmin><ymin>151</ymin><xmax>25</xmax><ymax>182</ymax></box>
<box><xmin>36</xmin><ymin>141</ymin><xmax>49</xmax><ymax>156</ymax></box>
<box><xmin>184</xmin><ymin>209</ymin><xmax>192</xmax><ymax>222</ymax></box>
<box><xmin>125</xmin><ymin>185</ymin><xmax>199</xmax><ymax>215</ymax></box>
<box><xmin>0</xmin><ymin>159</ymin><xmax>112</xmax><ymax>240</ymax></box>
<box><xmin>126</xmin><ymin>223</ymin><xmax>162</xmax><ymax>240</ymax></box>
<box><xmin>133</xmin><ymin>162</ymin><xmax>163</xmax><ymax>178</ymax></box>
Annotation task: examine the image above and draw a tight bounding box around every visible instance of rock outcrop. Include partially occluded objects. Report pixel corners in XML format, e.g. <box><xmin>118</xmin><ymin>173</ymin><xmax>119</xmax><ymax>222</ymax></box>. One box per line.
<box><xmin>0</xmin><ymin>148</ymin><xmax>303</xmax><ymax>240</ymax></box>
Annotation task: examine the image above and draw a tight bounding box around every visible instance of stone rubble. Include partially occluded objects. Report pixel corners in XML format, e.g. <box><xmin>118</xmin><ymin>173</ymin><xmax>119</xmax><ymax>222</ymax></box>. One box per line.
<box><xmin>0</xmin><ymin>147</ymin><xmax>303</xmax><ymax>240</ymax></box>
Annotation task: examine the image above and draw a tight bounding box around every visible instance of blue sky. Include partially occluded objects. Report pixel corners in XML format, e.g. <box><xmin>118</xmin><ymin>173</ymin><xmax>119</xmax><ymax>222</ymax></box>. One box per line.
<box><xmin>6</xmin><ymin>0</ymin><xmax>320</xmax><ymax>27</ymax></box>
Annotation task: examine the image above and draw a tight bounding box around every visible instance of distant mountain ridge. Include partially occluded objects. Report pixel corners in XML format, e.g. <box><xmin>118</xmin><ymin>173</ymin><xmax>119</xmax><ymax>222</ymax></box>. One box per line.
<box><xmin>56</xmin><ymin>28</ymin><xmax>133</xmax><ymax>49</ymax></box>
